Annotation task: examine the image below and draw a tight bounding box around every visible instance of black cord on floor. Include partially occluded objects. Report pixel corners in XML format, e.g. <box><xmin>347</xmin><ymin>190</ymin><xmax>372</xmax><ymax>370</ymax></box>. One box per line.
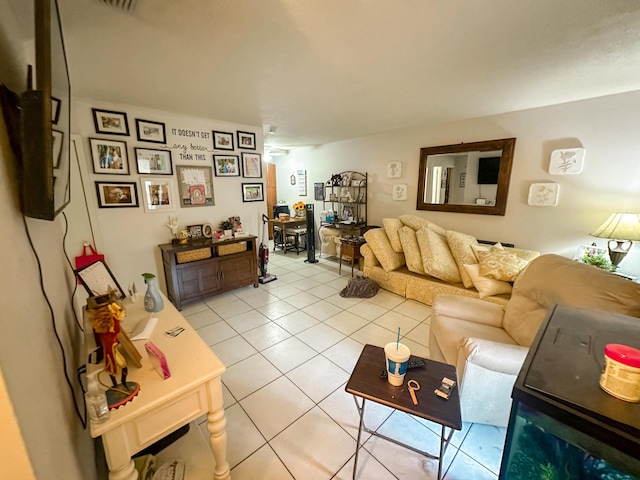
<box><xmin>22</xmin><ymin>214</ymin><xmax>87</xmax><ymax>429</ymax></box>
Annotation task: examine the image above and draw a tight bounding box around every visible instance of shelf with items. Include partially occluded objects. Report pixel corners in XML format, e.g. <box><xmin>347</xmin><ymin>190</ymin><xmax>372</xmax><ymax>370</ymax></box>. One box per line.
<box><xmin>321</xmin><ymin>171</ymin><xmax>367</xmax><ymax>232</ymax></box>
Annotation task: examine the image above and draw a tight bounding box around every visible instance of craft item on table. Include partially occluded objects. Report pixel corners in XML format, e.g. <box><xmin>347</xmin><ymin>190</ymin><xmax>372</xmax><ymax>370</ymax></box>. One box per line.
<box><xmin>145</xmin><ymin>341</ymin><xmax>171</xmax><ymax>379</ymax></box>
<box><xmin>87</xmin><ymin>291</ymin><xmax>140</xmax><ymax>409</ymax></box>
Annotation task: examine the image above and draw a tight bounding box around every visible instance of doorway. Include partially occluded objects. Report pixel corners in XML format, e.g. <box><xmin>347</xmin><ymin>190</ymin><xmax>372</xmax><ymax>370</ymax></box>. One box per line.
<box><xmin>266</xmin><ymin>162</ymin><xmax>277</xmax><ymax>239</ymax></box>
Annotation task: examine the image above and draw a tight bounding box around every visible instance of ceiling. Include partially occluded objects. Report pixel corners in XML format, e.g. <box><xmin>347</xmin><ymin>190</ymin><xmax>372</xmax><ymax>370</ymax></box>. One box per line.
<box><xmin>38</xmin><ymin>1</ymin><xmax>640</xmax><ymax>147</ymax></box>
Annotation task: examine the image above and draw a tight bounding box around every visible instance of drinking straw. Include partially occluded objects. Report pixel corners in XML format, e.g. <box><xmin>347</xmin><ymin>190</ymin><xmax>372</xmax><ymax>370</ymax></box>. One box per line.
<box><xmin>396</xmin><ymin>327</ymin><xmax>401</xmax><ymax>350</ymax></box>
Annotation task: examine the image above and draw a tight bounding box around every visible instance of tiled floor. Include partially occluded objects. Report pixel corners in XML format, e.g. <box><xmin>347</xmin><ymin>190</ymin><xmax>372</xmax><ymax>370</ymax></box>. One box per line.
<box><xmin>182</xmin><ymin>245</ymin><xmax>506</xmax><ymax>479</ymax></box>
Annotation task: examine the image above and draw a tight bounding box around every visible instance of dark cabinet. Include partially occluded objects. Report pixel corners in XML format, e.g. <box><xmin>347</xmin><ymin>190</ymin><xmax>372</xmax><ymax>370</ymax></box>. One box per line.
<box><xmin>159</xmin><ymin>236</ymin><xmax>259</xmax><ymax>310</ymax></box>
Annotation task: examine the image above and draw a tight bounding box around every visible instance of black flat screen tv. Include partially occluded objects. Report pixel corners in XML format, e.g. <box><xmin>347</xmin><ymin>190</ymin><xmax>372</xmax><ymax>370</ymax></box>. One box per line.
<box><xmin>20</xmin><ymin>0</ymin><xmax>71</xmax><ymax>220</ymax></box>
<box><xmin>477</xmin><ymin>156</ymin><xmax>500</xmax><ymax>185</ymax></box>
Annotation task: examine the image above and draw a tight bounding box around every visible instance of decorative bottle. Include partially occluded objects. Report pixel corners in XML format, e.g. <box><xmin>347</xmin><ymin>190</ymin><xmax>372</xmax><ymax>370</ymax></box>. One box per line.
<box><xmin>142</xmin><ymin>273</ymin><xmax>164</xmax><ymax>313</ymax></box>
<box><xmin>86</xmin><ymin>371</ymin><xmax>110</xmax><ymax>424</ymax></box>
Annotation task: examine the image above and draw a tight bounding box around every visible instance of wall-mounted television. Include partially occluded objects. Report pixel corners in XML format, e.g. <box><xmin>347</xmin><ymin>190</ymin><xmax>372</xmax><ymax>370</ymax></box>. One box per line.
<box><xmin>477</xmin><ymin>156</ymin><xmax>500</xmax><ymax>185</ymax></box>
<box><xmin>19</xmin><ymin>0</ymin><xmax>71</xmax><ymax>220</ymax></box>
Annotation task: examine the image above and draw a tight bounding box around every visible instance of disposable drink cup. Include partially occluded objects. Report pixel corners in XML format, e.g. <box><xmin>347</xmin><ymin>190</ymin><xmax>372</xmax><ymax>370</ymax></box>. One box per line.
<box><xmin>384</xmin><ymin>342</ymin><xmax>411</xmax><ymax>386</ymax></box>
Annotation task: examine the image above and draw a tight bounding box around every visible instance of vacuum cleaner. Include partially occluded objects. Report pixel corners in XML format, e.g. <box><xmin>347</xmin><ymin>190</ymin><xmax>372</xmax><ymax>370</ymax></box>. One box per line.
<box><xmin>258</xmin><ymin>213</ymin><xmax>277</xmax><ymax>284</ymax></box>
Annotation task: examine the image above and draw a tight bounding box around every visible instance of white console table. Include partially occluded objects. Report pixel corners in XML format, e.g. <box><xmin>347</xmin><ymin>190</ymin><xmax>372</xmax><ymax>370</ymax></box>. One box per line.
<box><xmin>84</xmin><ymin>295</ymin><xmax>230</xmax><ymax>480</ymax></box>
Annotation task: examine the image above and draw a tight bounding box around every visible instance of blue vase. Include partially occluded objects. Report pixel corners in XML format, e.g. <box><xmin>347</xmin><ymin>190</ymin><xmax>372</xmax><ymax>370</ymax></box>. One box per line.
<box><xmin>142</xmin><ymin>273</ymin><xmax>164</xmax><ymax>313</ymax></box>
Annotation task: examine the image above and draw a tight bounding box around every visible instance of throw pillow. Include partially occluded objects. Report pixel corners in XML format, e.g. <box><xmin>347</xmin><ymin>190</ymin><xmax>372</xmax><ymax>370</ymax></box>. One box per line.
<box><xmin>383</xmin><ymin>218</ymin><xmax>404</xmax><ymax>253</ymax></box>
<box><xmin>477</xmin><ymin>246</ymin><xmax>529</xmax><ymax>282</ymax></box>
<box><xmin>463</xmin><ymin>264</ymin><xmax>513</xmax><ymax>299</ymax></box>
<box><xmin>399</xmin><ymin>214</ymin><xmax>446</xmax><ymax>236</ymax></box>
<box><xmin>446</xmin><ymin>230</ymin><xmax>479</xmax><ymax>288</ymax></box>
<box><xmin>471</xmin><ymin>242</ymin><xmax>503</xmax><ymax>261</ymax></box>
<box><xmin>415</xmin><ymin>227</ymin><xmax>462</xmax><ymax>283</ymax></box>
<box><xmin>398</xmin><ymin>226</ymin><xmax>425</xmax><ymax>274</ymax></box>
<box><xmin>363</xmin><ymin>228</ymin><xmax>406</xmax><ymax>273</ymax></box>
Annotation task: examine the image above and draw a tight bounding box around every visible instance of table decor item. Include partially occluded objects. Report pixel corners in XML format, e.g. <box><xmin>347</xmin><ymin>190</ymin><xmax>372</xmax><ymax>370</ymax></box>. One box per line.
<box><xmin>142</xmin><ymin>273</ymin><xmax>164</xmax><ymax>313</ymax></box>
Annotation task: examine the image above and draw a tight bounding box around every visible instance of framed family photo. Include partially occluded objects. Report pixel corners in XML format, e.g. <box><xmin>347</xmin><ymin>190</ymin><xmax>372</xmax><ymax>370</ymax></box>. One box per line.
<box><xmin>176</xmin><ymin>165</ymin><xmax>215</xmax><ymax>207</ymax></box>
<box><xmin>213</xmin><ymin>155</ymin><xmax>240</xmax><ymax>177</ymax></box>
<box><xmin>95</xmin><ymin>181</ymin><xmax>139</xmax><ymax>208</ymax></box>
<box><xmin>242</xmin><ymin>152</ymin><xmax>262</xmax><ymax>178</ymax></box>
<box><xmin>237</xmin><ymin>131</ymin><xmax>256</xmax><ymax>150</ymax></box>
<box><xmin>140</xmin><ymin>177</ymin><xmax>176</xmax><ymax>213</ymax></box>
<box><xmin>90</xmin><ymin>138</ymin><xmax>130</xmax><ymax>175</ymax></box>
<box><xmin>241</xmin><ymin>183</ymin><xmax>264</xmax><ymax>202</ymax></box>
<box><xmin>136</xmin><ymin>119</ymin><xmax>166</xmax><ymax>144</ymax></box>
<box><xmin>92</xmin><ymin>108</ymin><xmax>130</xmax><ymax>136</ymax></box>
<box><xmin>135</xmin><ymin>147</ymin><xmax>173</xmax><ymax>175</ymax></box>
<box><xmin>212</xmin><ymin>130</ymin><xmax>235</xmax><ymax>151</ymax></box>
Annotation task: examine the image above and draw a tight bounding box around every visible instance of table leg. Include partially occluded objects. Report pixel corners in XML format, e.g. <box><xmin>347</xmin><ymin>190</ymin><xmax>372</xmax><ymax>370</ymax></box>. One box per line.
<box><xmin>102</xmin><ymin>434</ymin><xmax>137</xmax><ymax>480</ymax></box>
<box><xmin>352</xmin><ymin>397</ymin><xmax>366</xmax><ymax>480</ymax></box>
<box><xmin>107</xmin><ymin>460</ymin><xmax>137</xmax><ymax>480</ymax></box>
<box><xmin>207</xmin><ymin>407</ymin><xmax>231</xmax><ymax>480</ymax></box>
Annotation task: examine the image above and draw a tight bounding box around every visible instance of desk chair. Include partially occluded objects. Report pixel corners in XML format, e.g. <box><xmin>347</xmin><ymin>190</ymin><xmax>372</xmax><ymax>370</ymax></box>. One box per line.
<box><xmin>284</xmin><ymin>227</ymin><xmax>307</xmax><ymax>254</ymax></box>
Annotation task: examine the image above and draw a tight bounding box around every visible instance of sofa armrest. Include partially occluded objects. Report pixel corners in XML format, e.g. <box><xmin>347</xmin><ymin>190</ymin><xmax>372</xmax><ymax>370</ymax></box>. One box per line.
<box><xmin>459</xmin><ymin>337</ymin><xmax>528</xmax><ymax>376</ymax></box>
<box><xmin>360</xmin><ymin>244</ymin><xmax>380</xmax><ymax>268</ymax></box>
<box><xmin>433</xmin><ymin>294</ymin><xmax>505</xmax><ymax>328</ymax></box>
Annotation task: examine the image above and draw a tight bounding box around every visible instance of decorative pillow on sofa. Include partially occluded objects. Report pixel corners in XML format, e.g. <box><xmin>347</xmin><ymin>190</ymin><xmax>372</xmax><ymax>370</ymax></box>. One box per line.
<box><xmin>446</xmin><ymin>230</ymin><xmax>479</xmax><ymax>288</ymax></box>
<box><xmin>416</xmin><ymin>227</ymin><xmax>462</xmax><ymax>283</ymax></box>
<box><xmin>463</xmin><ymin>264</ymin><xmax>513</xmax><ymax>298</ymax></box>
<box><xmin>399</xmin><ymin>214</ymin><xmax>446</xmax><ymax>236</ymax></box>
<box><xmin>363</xmin><ymin>228</ymin><xmax>406</xmax><ymax>273</ymax></box>
<box><xmin>477</xmin><ymin>245</ymin><xmax>529</xmax><ymax>282</ymax></box>
<box><xmin>398</xmin><ymin>226</ymin><xmax>425</xmax><ymax>274</ymax></box>
<box><xmin>383</xmin><ymin>218</ymin><xmax>404</xmax><ymax>253</ymax></box>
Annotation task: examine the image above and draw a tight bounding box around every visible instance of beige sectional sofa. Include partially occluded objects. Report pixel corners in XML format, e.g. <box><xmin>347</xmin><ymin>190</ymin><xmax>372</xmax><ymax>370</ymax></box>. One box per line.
<box><xmin>361</xmin><ymin>214</ymin><xmax>539</xmax><ymax>306</ymax></box>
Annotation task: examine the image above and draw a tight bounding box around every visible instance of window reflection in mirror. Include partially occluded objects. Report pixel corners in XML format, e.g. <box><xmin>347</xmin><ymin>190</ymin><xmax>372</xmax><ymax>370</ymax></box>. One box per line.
<box><xmin>417</xmin><ymin>138</ymin><xmax>515</xmax><ymax>216</ymax></box>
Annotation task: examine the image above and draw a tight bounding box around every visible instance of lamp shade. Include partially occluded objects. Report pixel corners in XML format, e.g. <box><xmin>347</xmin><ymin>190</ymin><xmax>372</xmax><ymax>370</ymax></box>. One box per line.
<box><xmin>590</xmin><ymin>212</ymin><xmax>640</xmax><ymax>241</ymax></box>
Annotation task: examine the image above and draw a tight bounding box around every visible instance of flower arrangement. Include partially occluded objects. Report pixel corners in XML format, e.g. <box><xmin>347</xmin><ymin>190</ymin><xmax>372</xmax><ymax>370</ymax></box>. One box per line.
<box><xmin>293</xmin><ymin>201</ymin><xmax>306</xmax><ymax>217</ymax></box>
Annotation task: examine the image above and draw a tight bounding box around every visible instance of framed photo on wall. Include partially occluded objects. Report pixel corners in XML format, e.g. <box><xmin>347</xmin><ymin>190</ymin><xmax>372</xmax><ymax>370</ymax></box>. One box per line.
<box><xmin>237</xmin><ymin>131</ymin><xmax>256</xmax><ymax>150</ymax></box>
<box><xmin>176</xmin><ymin>165</ymin><xmax>215</xmax><ymax>207</ymax></box>
<box><xmin>95</xmin><ymin>181</ymin><xmax>139</xmax><ymax>208</ymax></box>
<box><xmin>213</xmin><ymin>155</ymin><xmax>240</xmax><ymax>176</ymax></box>
<box><xmin>92</xmin><ymin>108</ymin><xmax>130</xmax><ymax>136</ymax></box>
<box><xmin>140</xmin><ymin>177</ymin><xmax>176</xmax><ymax>213</ymax></box>
<box><xmin>212</xmin><ymin>130</ymin><xmax>235</xmax><ymax>151</ymax></box>
<box><xmin>52</xmin><ymin>130</ymin><xmax>63</xmax><ymax>168</ymax></box>
<box><xmin>51</xmin><ymin>97</ymin><xmax>61</xmax><ymax>124</ymax></box>
<box><xmin>90</xmin><ymin>138</ymin><xmax>130</xmax><ymax>175</ymax></box>
<box><xmin>241</xmin><ymin>152</ymin><xmax>262</xmax><ymax>178</ymax></box>
<box><xmin>241</xmin><ymin>183</ymin><xmax>264</xmax><ymax>202</ymax></box>
<box><xmin>136</xmin><ymin>119</ymin><xmax>166</xmax><ymax>144</ymax></box>
<box><xmin>135</xmin><ymin>147</ymin><xmax>173</xmax><ymax>175</ymax></box>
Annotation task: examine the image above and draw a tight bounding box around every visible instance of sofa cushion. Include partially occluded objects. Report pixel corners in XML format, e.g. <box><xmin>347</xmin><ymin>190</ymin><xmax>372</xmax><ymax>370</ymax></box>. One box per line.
<box><xmin>477</xmin><ymin>245</ymin><xmax>529</xmax><ymax>282</ymax></box>
<box><xmin>472</xmin><ymin>243</ymin><xmax>540</xmax><ymax>263</ymax></box>
<box><xmin>399</xmin><ymin>214</ymin><xmax>446</xmax><ymax>236</ymax></box>
<box><xmin>363</xmin><ymin>228</ymin><xmax>405</xmax><ymax>272</ymax></box>
<box><xmin>447</xmin><ymin>230</ymin><xmax>479</xmax><ymax>288</ymax></box>
<box><xmin>398</xmin><ymin>226</ymin><xmax>425</xmax><ymax>274</ymax></box>
<box><xmin>416</xmin><ymin>227</ymin><xmax>462</xmax><ymax>283</ymax></box>
<box><xmin>463</xmin><ymin>264</ymin><xmax>513</xmax><ymax>299</ymax></box>
<box><xmin>383</xmin><ymin>218</ymin><xmax>404</xmax><ymax>253</ymax></box>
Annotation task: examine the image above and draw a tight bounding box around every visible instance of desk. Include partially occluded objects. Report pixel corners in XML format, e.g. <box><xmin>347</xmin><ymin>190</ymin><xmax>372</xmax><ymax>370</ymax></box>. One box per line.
<box><xmin>85</xmin><ymin>295</ymin><xmax>230</xmax><ymax>480</ymax></box>
<box><xmin>268</xmin><ymin>218</ymin><xmax>307</xmax><ymax>254</ymax></box>
<box><xmin>339</xmin><ymin>237</ymin><xmax>365</xmax><ymax>276</ymax></box>
<box><xmin>346</xmin><ymin>344</ymin><xmax>461</xmax><ymax>480</ymax></box>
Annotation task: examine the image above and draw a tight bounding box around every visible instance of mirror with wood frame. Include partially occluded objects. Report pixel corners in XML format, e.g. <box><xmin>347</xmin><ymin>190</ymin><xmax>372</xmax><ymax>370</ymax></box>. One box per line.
<box><xmin>417</xmin><ymin>138</ymin><xmax>516</xmax><ymax>216</ymax></box>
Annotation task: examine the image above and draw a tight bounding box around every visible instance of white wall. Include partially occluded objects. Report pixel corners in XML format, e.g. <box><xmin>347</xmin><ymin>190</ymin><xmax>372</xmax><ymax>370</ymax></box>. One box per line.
<box><xmin>72</xmin><ymin>99</ymin><xmax>266</xmax><ymax>296</ymax></box>
<box><xmin>276</xmin><ymin>90</ymin><xmax>640</xmax><ymax>275</ymax></box>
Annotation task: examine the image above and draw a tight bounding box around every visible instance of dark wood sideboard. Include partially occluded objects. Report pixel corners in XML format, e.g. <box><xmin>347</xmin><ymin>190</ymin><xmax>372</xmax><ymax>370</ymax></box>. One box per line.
<box><xmin>159</xmin><ymin>236</ymin><xmax>259</xmax><ymax>311</ymax></box>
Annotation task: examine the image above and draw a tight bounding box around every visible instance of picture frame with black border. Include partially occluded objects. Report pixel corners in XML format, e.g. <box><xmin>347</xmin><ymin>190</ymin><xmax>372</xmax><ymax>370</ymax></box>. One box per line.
<box><xmin>237</xmin><ymin>131</ymin><xmax>256</xmax><ymax>150</ymax></box>
<box><xmin>135</xmin><ymin>147</ymin><xmax>173</xmax><ymax>175</ymax></box>
<box><xmin>92</xmin><ymin>108</ymin><xmax>130</xmax><ymax>136</ymax></box>
<box><xmin>213</xmin><ymin>155</ymin><xmax>240</xmax><ymax>177</ymax></box>
<box><xmin>95</xmin><ymin>181</ymin><xmax>139</xmax><ymax>208</ymax></box>
<box><xmin>314</xmin><ymin>182</ymin><xmax>324</xmax><ymax>201</ymax></box>
<box><xmin>176</xmin><ymin>165</ymin><xmax>215</xmax><ymax>207</ymax></box>
<box><xmin>241</xmin><ymin>182</ymin><xmax>264</xmax><ymax>202</ymax></box>
<box><xmin>135</xmin><ymin>118</ymin><xmax>166</xmax><ymax>144</ymax></box>
<box><xmin>51</xmin><ymin>96</ymin><xmax>61</xmax><ymax>124</ymax></box>
<box><xmin>140</xmin><ymin>177</ymin><xmax>176</xmax><ymax>213</ymax></box>
<box><xmin>212</xmin><ymin>130</ymin><xmax>235</xmax><ymax>151</ymax></box>
<box><xmin>241</xmin><ymin>152</ymin><xmax>262</xmax><ymax>178</ymax></box>
<box><xmin>186</xmin><ymin>224</ymin><xmax>204</xmax><ymax>240</ymax></box>
<box><xmin>52</xmin><ymin>130</ymin><xmax>63</xmax><ymax>168</ymax></box>
<box><xmin>75</xmin><ymin>259</ymin><xmax>126</xmax><ymax>300</ymax></box>
<box><xmin>90</xmin><ymin>138</ymin><xmax>130</xmax><ymax>175</ymax></box>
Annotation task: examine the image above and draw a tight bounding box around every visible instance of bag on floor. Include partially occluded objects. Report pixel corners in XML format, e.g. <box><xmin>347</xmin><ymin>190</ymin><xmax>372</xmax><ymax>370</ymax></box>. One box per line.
<box><xmin>340</xmin><ymin>276</ymin><xmax>379</xmax><ymax>298</ymax></box>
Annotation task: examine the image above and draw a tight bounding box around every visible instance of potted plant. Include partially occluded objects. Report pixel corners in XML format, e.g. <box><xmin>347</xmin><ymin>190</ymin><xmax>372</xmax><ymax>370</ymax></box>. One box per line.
<box><xmin>219</xmin><ymin>219</ymin><xmax>234</xmax><ymax>238</ymax></box>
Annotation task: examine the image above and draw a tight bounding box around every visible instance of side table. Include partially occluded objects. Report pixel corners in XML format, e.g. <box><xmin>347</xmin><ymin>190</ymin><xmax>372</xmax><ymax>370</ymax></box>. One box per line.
<box><xmin>339</xmin><ymin>237</ymin><xmax>366</xmax><ymax>276</ymax></box>
<box><xmin>345</xmin><ymin>344</ymin><xmax>461</xmax><ymax>480</ymax></box>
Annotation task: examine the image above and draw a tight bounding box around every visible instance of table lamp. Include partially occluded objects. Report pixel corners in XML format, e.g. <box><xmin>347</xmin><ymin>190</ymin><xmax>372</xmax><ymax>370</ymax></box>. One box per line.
<box><xmin>590</xmin><ymin>212</ymin><xmax>640</xmax><ymax>268</ymax></box>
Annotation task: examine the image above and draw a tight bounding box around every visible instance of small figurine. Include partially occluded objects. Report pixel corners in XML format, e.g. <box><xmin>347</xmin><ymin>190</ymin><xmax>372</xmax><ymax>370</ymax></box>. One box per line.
<box><xmin>166</xmin><ymin>215</ymin><xmax>179</xmax><ymax>241</ymax></box>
